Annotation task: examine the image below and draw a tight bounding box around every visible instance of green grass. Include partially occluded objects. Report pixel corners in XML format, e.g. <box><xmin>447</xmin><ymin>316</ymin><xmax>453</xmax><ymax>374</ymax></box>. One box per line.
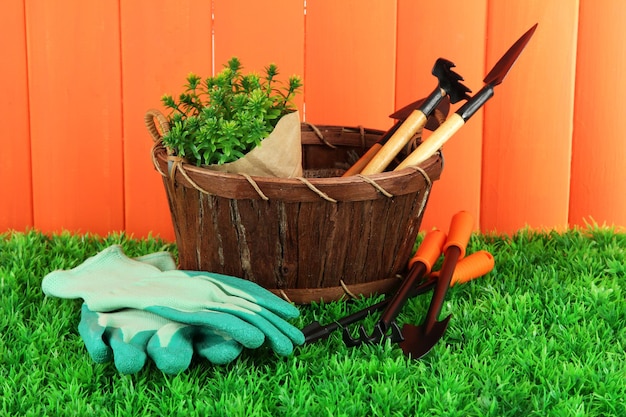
<box><xmin>1</xmin><ymin>227</ymin><xmax>625</xmax><ymax>416</ymax></box>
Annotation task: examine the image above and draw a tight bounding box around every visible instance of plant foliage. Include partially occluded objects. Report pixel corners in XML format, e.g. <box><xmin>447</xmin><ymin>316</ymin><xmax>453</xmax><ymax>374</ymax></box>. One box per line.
<box><xmin>160</xmin><ymin>57</ymin><xmax>302</xmax><ymax>166</ymax></box>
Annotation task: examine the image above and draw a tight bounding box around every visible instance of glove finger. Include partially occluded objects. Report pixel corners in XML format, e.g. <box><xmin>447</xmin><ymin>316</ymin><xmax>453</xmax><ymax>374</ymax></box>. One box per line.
<box><xmin>146</xmin><ymin>323</ymin><xmax>194</xmax><ymax>375</ymax></box>
<box><xmin>77</xmin><ymin>304</ymin><xmax>113</xmax><ymax>364</ymax></box>
<box><xmin>146</xmin><ymin>306</ymin><xmax>265</xmax><ymax>350</ymax></box>
<box><xmin>227</xmin><ymin>303</ymin><xmax>304</xmax><ymax>345</ymax></box>
<box><xmin>107</xmin><ymin>328</ymin><xmax>153</xmax><ymax>374</ymax></box>
<box><xmin>184</xmin><ymin>271</ymin><xmax>301</xmax><ymax>319</ymax></box>
<box><xmin>205</xmin><ymin>298</ymin><xmax>305</xmax><ymax>346</ymax></box>
<box><xmin>134</xmin><ymin>251</ymin><xmax>177</xmax><ymax>272</ymax></box>
<box><xmin>193</xmin><ymin>327</ymin><xmax>243</xmax><ymax>365</ymax></box>
<box><xmin>199</xmin><ymin>303</ymin><xmax>299</xmax><ymax>356</ymax></box>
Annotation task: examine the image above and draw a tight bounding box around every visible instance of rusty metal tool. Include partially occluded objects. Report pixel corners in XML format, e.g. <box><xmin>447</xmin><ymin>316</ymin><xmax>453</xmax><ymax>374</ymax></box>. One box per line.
<box><xmin>342</xmin><ymin>96</ymin><xmax>450</xmax><ymax>177</ymax></box>
<box><xmin>302</xmin><ymin>250</ymin><xmax>494</xmax><ymax>344</ymax></box>
<box><xmin>398</xmin><ymin>210</ymin><xmax>474</xmax><ymax>359</ymax></box>
<box><xmin>342</xmin><ymin>229</ymin><xmax>447</xmax><ymax>346</ymax></box>
<box><xmin>395</xmin><ymin>23</ymin><xmax>538</xmax><ymax>171</ymax></box>
<box><xmin>360</xmin><ymin>58</ymin><xmax>471</xmax><ymax>175</ymax></box>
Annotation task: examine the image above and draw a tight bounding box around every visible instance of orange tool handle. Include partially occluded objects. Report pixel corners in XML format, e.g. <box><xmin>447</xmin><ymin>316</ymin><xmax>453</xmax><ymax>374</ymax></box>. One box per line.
<box><xmin>342</xmin><ymin>143</ymin><xmax>383</xmax><ymax>177</ymax></box>
<box><xmin>452</xmin><ymin>250</ymin><xmax>494</xmax><ymax>286</ymax></box>
<box><xmin>429</xmin><ymin>250</ymin><xmax>495</xmax><ymax>286</ymax></box>
<box><xmin>407</xmin><ymin>229</ymin><xmax>446</xmax><ymax>273</ymax></box>
<box><xmin>444</xmin><ymin>210</ymin><xmax>474</xmax><ymax>259</ymax></box>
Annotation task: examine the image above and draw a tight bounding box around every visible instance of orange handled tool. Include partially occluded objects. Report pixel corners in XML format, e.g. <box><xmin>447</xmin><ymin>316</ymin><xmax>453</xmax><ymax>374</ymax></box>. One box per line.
<box><xmin>343</xmin><ymin>229</ymin><xmax>446</xmax><ymax>346</ymax></box>
<box><xmin>304</xmin><ymin>235</ymin><xmax>492</xmax><ymax>344</ymax></box>
<box><xmin>399</xmin><ymin>210</ymin><xmax>475</xmax><ymax>358</ymax></box>
<box><xmin>430</xmin><ymin>250</ymin><xmax>495</xmax><ymax>286</ymax></box>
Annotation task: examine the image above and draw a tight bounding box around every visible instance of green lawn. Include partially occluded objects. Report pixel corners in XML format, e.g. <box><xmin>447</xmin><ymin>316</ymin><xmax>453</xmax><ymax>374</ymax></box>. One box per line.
<box><xmin>1</xmin><ymin>227</ymin><xmax>625</xmax><ymax>416</ymax></box>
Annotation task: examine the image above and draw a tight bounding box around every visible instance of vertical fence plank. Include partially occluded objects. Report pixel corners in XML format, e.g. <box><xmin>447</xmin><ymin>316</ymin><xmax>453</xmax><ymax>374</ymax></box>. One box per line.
<box><xmin>4</xmin><ymin>0</ymin><xmax>626</xmax><ymax>236</ymax></box>
<box><xmin>569</xmin><ymin>1</ymin><xmax>626</xmax><ymax>229</ymax></box>
<box><xmin>26</xmin><ymin>1</ymin><xmax>124</xmax><ymax>235</ymax></box>
<box><xmin>396</xmin><ymin>0</ymin><xmax>487</xmax><ymax>231</ymax></box>
<box><xmin>305</xmin><ymin>0</ymin><xmax>397</xmax><ymax>128</ymax></box>
<box><xmin>480</xmin><ymin>1</ymin><xmax>578</xmax><ymax>233</ymax></box>
<box><xmin>1</xmin><ymin>0</ymin><xmax>32</xmax><ymax>230</ymax></box>
<box><xmin>120</xmin><ymin>0</ymin><xmax>213</xmax><ymax>240</ymax></box>
<box><xmin>213</xmin><ymin>0</ymin><xmax>305</xmax><ymax>112</ymax></box>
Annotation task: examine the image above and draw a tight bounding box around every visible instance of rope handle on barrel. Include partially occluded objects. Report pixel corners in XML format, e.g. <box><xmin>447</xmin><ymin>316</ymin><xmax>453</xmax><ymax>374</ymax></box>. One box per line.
<box><xmin>145</xmin><ymin>109</ymin><xmax>187</xmax><ymax>182</ymax></box>
<box><xmin>144</xmin><ymin>110</ymin><xmax>435</xmax><ymax>203</ymax></box>
<box><xmin>144</xmin><ymin>109</ymin><xmax>170</xmax><ymax>143</ymax></box>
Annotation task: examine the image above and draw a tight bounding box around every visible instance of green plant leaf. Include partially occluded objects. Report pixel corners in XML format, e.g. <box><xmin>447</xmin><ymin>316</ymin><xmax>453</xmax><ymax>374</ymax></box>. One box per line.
<box><xmin>159</xmin><ymin>57</ymin><xmax>302</xmax><ymax>165</ymax></box>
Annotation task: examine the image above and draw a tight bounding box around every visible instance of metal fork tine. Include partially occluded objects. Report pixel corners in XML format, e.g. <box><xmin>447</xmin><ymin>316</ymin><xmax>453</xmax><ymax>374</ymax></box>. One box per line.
<box><xmin>342</xmin><ymin>327</ymin><xmax>362</xmax><ymax>347</ymax></box>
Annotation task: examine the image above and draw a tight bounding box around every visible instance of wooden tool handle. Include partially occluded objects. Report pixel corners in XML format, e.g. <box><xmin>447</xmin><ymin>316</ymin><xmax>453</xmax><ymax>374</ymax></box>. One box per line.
<box><xmin>360</xmin><ymin>110</ymin><xmax>427</xmax><ymax>175</ymax></box>
<box><xmin>342</xmin><ymin>143</ymin><xmax>382</xmax><ymax>177</ymax></box>
<box><xmin>394</xmin><ymin>113</ymin><xmax>465</xmax><ymax>171</ymax></box>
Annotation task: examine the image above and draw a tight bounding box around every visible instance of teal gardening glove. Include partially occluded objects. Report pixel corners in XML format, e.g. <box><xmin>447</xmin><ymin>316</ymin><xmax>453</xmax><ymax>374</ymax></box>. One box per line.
<box><xmin>78</xmin><ymin>304</ymin><xmax>243</xmax><ymax>374</ymax></box>
<box><xmin>42</xmin><ymin>245</ymin><xmax>304</xmax><ymax>358</ymax></box>
<box><xmin>56</xmin><ymin>250</ymin><xmax>243</xmax><ymax>374</ymax></box>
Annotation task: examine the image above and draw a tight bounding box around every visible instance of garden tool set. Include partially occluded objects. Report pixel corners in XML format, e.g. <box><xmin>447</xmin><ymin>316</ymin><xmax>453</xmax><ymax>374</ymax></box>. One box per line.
<box><xmin>301</xmin><ymin>249</ymin><xmax>494</xmax><ymax>344</ymax></box>
<box><xmin>303</xmin><ymin>24</ymin><xmax>538</xmax><ymax>356</ymax></box>
<box><xmin>303</xmin><ymin>211</ymin><xmax>494</xmax><ymax>359</ymax></box>
<box><xmin>347</xmin><ymin>23</ymin><xmax>538</xmax><ymax>175</ymax></box>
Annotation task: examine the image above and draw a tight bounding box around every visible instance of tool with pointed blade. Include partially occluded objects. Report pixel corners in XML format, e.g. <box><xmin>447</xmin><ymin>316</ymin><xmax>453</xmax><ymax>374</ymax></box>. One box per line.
<box><xmin>399</xmin><ymin>211</ymin><xmax>474</xmax><ymax>359</ymax></box>
<box><xmin>360</xmin><ymin>58</ymin><xmax>471</xmax><ymax>175</ymax></box>
<box><xmin>395</xmin><ymin>23</ymin><xmax>538</xmax><ymax>171</ymax></box>
<box><xmin>342</xmin><ymin>96</ymin><xmax>450</xmax><ymax>177</ymax></box>
<box><xmin>342</xmin><ymin>229</ymin><xmax>446</xmax><ymax>347</ymax></box>
<box><xmin>301</xmin><ymin>250</ymin><xmax>494</xmax><ymax>344</ymax></box>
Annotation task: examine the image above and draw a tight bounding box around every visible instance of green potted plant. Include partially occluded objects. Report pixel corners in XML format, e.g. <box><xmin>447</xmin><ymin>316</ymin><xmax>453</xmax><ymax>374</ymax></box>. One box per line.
<box><xmin>159</xmin><ymin>57</ymin><xmax>303</xmax><ymax>177</ymax></box>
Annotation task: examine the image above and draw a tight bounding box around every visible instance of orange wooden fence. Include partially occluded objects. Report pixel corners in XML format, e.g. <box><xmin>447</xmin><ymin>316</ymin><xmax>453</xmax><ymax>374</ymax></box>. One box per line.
<box><xmin>3</xmin><ymin>0</ymin><xmax>626</xmax><ymax>240</ymax></box>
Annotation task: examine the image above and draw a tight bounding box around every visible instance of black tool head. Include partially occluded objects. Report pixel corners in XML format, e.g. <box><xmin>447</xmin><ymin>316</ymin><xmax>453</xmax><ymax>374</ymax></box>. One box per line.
<box><xmin>399</xmin><ymin>315</ymin><xmax>451</xmax><ymax>359</ymax></box>
<box><xmin>389</xmin><ymin>95</ymin><xmax>451</xmax><ymax>131</ymax></box>
<box><xmin>432</xmin><ymin>58</ymin><xmax>472</xmax><ymax>104</ymax></box>
<box><xmin>483</xmin><ymin>23</ymin><xmax>538</xmax><ymax>86</ymax></box>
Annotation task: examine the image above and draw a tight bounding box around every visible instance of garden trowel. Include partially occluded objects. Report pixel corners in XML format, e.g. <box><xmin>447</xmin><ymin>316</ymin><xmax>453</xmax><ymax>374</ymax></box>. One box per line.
<box><xmin>342</xmin><ymin>95</ymin><xmax>450</xmax><ymax>176</ymax></box>
<box><xmin>360</xmin><ymin>58</ymin><xmax>471</xmax><ymax>175</ymax></box>
<box><xmin>395</xmin><ymin>23</ymin><xmax>538</xmax><ymax>171</ymax></box>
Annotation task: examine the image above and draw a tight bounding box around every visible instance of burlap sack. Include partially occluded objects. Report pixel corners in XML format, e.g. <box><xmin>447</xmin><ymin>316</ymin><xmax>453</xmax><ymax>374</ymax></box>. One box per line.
<box><xmin>205</xmin><ymin>111</ymin><xmax>302</xmax><ymax>178</ymax></box>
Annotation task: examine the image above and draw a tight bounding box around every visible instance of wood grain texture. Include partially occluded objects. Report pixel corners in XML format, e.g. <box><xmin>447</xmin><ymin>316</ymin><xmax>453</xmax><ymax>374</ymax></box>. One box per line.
<box><xmin>120</xmin><ymin>0</ymin><xmax>213</xmax><ymax>240</ymax></box>
<box><xmin>395</xmin><ymin>0</ymin><xmax>487</xmax><ymax>231</ymax></box>
<box><xmin>26</xmin><ymin>1</ymin><xmax>125</xmax><ymax>234</ymax></box>
<box><xmin>4</xmin><ymin>0</ymin><xmax>626</xmax><ymax>237</ymax></box>
<box><xmin>1</xmin><ymin>0</ymin><xmax>32</xmax><ymax>230</ymax></box>
<box><xmin>164</xmin><ymin>129</ymin><xmax>440</xmax><ymax>302</ymax></box>
<box><xmin>480</xmin><ymin>1</ymin><xmax>578</xmax><ymax>233</ymax></box>
<box><xmin>569</xmin><ymin>1</ymin><xmax>626</xmax><ymax>229</ymax></box>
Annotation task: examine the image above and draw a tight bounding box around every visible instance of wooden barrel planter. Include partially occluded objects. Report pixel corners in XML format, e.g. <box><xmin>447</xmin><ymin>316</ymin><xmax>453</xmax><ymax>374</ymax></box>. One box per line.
<box><xmin>145</xmin><ymin>111</ymin><xmax>443</xmax><ymax>304</ymax></box>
